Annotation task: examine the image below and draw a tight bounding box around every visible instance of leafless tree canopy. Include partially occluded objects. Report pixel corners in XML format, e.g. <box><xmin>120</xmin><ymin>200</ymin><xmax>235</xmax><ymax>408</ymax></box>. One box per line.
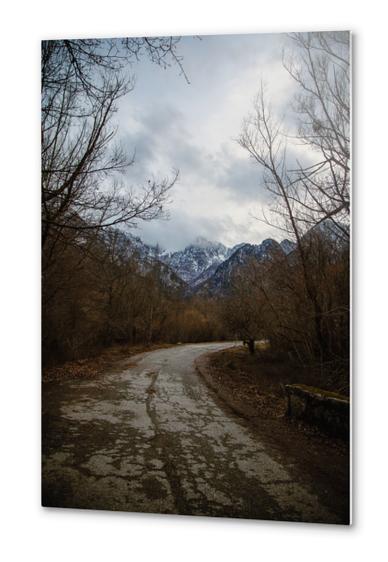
<box><xmin>238</xmin><ymin>32</ymin><xmax>350</xmax><ymax>364</ymax></box>
<box><xmin>42</xmin><ymin>38</ymin><xmax>182</xmax><ymax>255</ymax></box>
<box><xmin>239</xmin><ymin>31</ymin><xmax>350</xmax><ymax>239</ymax></box>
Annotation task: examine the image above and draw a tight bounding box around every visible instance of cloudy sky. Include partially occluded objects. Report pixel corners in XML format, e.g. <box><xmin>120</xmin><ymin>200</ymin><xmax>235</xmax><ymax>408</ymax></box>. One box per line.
<box><xmin>117</xmin><ymin>33</ymin><xmax>299</xmax><ymax>251</ymax></box>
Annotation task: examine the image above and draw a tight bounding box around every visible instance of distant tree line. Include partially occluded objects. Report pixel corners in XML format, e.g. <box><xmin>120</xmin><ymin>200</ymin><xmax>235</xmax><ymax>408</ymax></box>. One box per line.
<box><xmin>221</xmin><ymin>228</ymin><xmax>349</xmax><ymax>390</ymax></box>
<box><xmin>42</xmin><ymin>228</ymin><xmax>225</xmax><ymax>364</ymax></box>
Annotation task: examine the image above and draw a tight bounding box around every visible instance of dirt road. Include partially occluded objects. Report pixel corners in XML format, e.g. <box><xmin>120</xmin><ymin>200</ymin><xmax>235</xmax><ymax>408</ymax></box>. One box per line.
<box><xmin>42</xmin><ymin>342</ymin><xmax>343</xmax><ymax>523</ymax></box>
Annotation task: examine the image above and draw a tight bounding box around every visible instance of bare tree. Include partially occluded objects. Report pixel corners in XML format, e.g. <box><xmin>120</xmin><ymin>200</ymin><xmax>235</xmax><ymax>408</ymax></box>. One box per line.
<box><xmin>238</xmin><ymin>32</ymin><xmax>350</xmax><ymax>360</ymax></box>
<box><xmin>284</xmin><ymin>31</ymin><xmax>350</xmax><ymax>236</ymax></box>
<box><xmin>42</xmin><ymin>38</ymin><xmax>184</xmax><ymax>256</ymax></box>
<box><xmin>239</xmin><ymin>31</ymin><xmax>350</xmax><ymax>237</ymax></box>
<box><xmin>222</xmin><ymin>258</ymin><xmax>268</xmax><ymax>353</ymax></box>
<box><xmin>239</xmin><ymin>88</ymin><xmax>331</xmax><ymax>357</ymax></box>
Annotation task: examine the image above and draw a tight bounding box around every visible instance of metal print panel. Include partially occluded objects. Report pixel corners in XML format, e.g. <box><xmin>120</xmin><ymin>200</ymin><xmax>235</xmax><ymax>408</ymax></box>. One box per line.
<box><xmin>42</xmin><ymin>31</ymin><xmax>351</xmax><ymax>523</ymax></box>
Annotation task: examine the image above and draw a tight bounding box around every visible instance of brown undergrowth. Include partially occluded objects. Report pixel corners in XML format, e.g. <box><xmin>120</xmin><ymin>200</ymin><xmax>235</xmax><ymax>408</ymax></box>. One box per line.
<box><xmin>198</xmin><ymin>345</ymin><xmax>349</xmax><ymax>449</ymax></box>
<box><xmin>196</xmin><ymin>345</ymin><xmax>350</xmax><ymax>521</ymax></box>
<box><xmin>42</xmin><ymin>343</ymin><xmax>174</xmax><ymax>383</ymax></box>
<box><xmin>207</xmin><ymin>345</ymin><xmax>348</xmax><ymax>419</ymax></box>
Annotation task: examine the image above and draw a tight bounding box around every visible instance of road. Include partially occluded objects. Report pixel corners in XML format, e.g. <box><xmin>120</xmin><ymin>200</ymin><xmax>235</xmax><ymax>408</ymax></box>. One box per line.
<box><xmin>42</xmin><ymin>342</ymin><xmax>340</xmax><ymax>523</ymax></box>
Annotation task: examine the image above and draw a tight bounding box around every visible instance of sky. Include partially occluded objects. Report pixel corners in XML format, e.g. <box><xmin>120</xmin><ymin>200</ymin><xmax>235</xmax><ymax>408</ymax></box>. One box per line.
<box><xmin>116</xmin><ymin>33</ymin><xmax>300</xmax><ymax>251</ymax></box>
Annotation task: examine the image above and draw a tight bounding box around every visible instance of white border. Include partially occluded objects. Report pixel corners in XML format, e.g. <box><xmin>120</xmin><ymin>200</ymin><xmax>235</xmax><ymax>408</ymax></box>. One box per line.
<box><xmin>1</xmin><ymin>1</ymin><xmax>387</xmax><ymax>560</ymax></box>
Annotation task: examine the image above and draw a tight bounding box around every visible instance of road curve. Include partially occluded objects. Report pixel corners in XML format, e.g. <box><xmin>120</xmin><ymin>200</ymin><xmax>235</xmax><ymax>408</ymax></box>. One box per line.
<box><xmin>42</xmin><ymin>342</ymin><xmax>339</xmax><ymax>523</ymax></box>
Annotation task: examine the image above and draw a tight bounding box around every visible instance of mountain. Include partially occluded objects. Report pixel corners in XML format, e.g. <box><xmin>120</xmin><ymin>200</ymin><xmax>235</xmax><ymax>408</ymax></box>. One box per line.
<box><xmin>190</xmin><ymin>262</ymin><xmax>220</xmax><ymax>288</ymax></box>
<box><xmin>308</xmin><ymin>219</ymin><xmax>349</xmax><ymax>246</ymax></box>
<box><xmin>124</xmin><ymin>232</ymin><xmax>162</xmax><ymax>261</ymax></box>
<box><xmin>280</xmin><ymin>239</ymin><xmax>296</xmax><ymax>255</ymax></box>
<box><xmin>161</xmin><ymin>237</ymin><xmax>230</xmax><ymax>284</ymax></box>
<box><xmin>107</xmin><ymin>229</ymin><xmax>187</xmax><ymax>291</ymax></box>
<box><xmin>106</xmin><ymin>223</ymin><xmax>348</xmax><ymax>298</ymax></box>
<box><xmin>121</xmin><ymin>235</ymin><xmax>295</xmax><ymax>293</ymax></box>
<box><xmin>194</xmin><ymin>239</ymin><xmax>285</xmax><ymax>295</ymax></box>
<box><xmin>111</xmin><ymin>231</ymin><xmax>341</xmax><ymax>295</ymax></box>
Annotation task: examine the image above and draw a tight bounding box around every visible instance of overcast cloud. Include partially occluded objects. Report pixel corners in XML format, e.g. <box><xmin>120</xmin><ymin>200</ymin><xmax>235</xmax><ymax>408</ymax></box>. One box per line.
<box><xmin>116</xmin><ymin>33</ymin><xmax>300</xmax><ymax>251</ymax></box>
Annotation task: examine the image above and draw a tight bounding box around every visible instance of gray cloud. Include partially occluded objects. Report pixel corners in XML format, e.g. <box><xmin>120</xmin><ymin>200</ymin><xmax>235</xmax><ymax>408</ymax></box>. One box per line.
<box><xmin>114</xmin><ymin>33</ymin><xmax>299</xmax><ymax>251</ymax></box>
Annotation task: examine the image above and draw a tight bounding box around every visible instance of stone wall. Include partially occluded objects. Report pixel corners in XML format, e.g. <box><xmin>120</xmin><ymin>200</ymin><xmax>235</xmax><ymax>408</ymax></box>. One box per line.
<box><xmin>284</xmin><ymin>384</ymin><xmax>350</xmax><ymax>439</ymax></box>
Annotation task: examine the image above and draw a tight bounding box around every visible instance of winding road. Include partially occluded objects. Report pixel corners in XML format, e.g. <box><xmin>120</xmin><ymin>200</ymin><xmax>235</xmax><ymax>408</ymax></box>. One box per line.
<box><xmin>42</xmin><ymin>342</ymin><xmax>341</xmax><ymax>522</ymax></box>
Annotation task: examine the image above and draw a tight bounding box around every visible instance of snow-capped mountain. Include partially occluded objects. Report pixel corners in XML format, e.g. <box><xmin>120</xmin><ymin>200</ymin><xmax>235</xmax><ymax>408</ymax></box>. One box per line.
<box><xmin>308</xmin><ymin>219</ymin><xmax>349</xmax><ymax>246</ymax></box>
<box><xmin>161</xmin><ymin>237</ymin><xmax>230</xmax><ymax>284</ymax></box>
<box><xmin>280</xmin><ymin>239</ymin><xmax>296</xmax><ymax>255</ymax></box>
<box><xmin>105</xmin><ymin>229</ymin><xmax>187</xmax><ymax>290</ymax></box>
<box><xmin>110</xmin><ymin>231</ymin><xmax>303</xmax><ymax>293</ymax></box>
<box><xmin>190</xmin><ymin>262</ymin><xmax>220</xmax><ymax>288</ymax></box>
<box><xmin>194</xmin><ymin>239</ymin><xmax>285</xmax><ymax>295</ymax></box>
<box><xmin>124</xmin><ymin>232</ymin><xmax>162</xmax><ymax>261</ymax></box>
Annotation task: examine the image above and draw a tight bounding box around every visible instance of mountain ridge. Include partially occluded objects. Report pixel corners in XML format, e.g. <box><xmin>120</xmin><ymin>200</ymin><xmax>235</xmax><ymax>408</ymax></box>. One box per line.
<box><xmin>118</xmin><ymin>224</ymin><xmax>345</xmax><ymax>295</ymax></box>
<box><xmin>120</xmin><ymin>232</ymin><xmax>293</xmax><ymax>291</ymax></box>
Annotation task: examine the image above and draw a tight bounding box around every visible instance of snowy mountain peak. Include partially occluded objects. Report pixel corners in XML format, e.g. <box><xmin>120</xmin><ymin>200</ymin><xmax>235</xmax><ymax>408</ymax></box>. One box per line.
<box><xmin>124</xmin><ymin>235</ymin><xmax>289</xmax><ymax>286</ymax></box>
<box><xmin>161</xmin><ymin>238</ymin><xmax>230</xmax><ymax>284</ymax></box>
<box><xmin>192</xmin><ymin>238</ymin><xmax>284</xmax><ymax>295</ymax></box>
<box><xmin>280</xmin><ymin>239</ymin><xmax>296</xmax><ymax>255</ymax></box>
<box><xmin>114</xmin><ymin>226</ymin><xmax>344</xmax><ymax>293</ymax></box>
